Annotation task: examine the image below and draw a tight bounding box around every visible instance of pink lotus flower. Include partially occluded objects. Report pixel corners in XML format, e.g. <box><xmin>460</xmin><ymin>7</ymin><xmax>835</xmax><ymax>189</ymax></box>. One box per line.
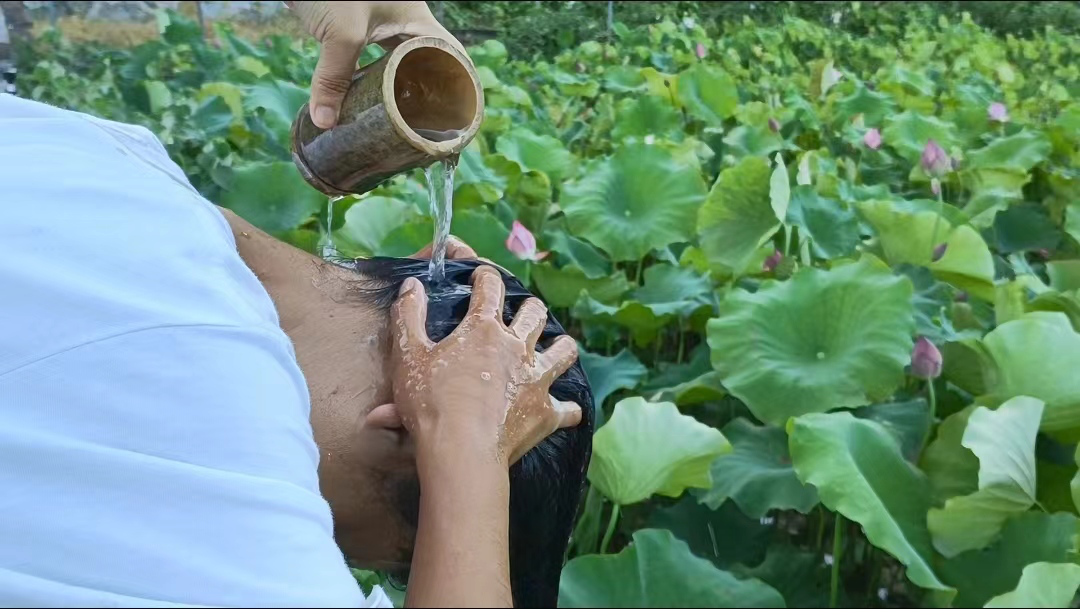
<box><xmin>763</xmin><ymin>249</ymin><xmax>783</xmax><ymax>272</ymax></box>
<box><xmin>864</xmin><ymin>128</ymin><xmax>882</xmax><ymax>150</ymax></box>
<box><xmin>910</xmin><ymin>337</ymin><xmax>943</xmax><ymax>380</ymax></box>
<box><xmin>921</xmin><ymin>139</ymin><xmax>951</xmax><ymax>177</ymax></box>
<box><xmin>988</xmin><ymin>102</ymin><xmax>1009</xmax><ymax>123</ymax></box>
<box><xmin>768</xmin><ymin>118</ymin><xmax>781</xmax><ymax>133</ymax></box>
<box><xmin>505</xmin><ymin>221</ymin><xmax>548</xmax><ymax>262</ymax></box>
<box><xmin>696</xmin><ymin>42</ymin><xmax>707</xmax><ymax>59</ymax></box>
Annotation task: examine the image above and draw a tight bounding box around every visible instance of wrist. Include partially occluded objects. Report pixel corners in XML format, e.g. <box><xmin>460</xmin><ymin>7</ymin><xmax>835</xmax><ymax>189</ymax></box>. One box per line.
<box><xmin>415</xmin><ymin>423</ymin><xmax>508</xmax><ymax>485</ymax></box>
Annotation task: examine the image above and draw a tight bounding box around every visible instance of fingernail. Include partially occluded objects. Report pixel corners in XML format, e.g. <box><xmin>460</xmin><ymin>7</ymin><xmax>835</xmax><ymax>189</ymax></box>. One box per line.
<box><xmin>400</xmin><ymin>277</ymin><xmax>419</xmax><ymax>295</ymax></box>
<box><xmin>313</xmin><ymin>105</ymin><xmax>337</xmax><ymax>129</ymax></box>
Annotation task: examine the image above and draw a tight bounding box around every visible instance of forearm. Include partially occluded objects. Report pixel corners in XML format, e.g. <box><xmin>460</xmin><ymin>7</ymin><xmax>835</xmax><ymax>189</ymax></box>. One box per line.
<box><xmin>405</xmin><ymin>437</ymin><xmax>514</xmax><ymax>608</ymax></box>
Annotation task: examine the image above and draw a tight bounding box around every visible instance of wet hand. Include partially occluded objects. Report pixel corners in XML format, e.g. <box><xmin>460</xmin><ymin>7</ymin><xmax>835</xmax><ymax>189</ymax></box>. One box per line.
<box><xmin>410</xmin><ymin>235</ymin><xmax>478</xmax><ymax>261</ymax></box>
<box><xmin>390</xmin><ymin>266</ymin><xmax>582</xmax><ymax>467</ymax></box>
<box><xmin>287</xmin><ymin>1</ymin><xmax>468</xmax><ymax>129</ymax></box>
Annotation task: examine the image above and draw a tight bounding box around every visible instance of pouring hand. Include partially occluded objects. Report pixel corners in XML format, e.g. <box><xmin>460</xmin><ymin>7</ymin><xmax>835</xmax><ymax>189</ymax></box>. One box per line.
<box><xmin>287</xmin><ymin>1</ymin><xmax>468</xmax><ymax>130</ymax></box>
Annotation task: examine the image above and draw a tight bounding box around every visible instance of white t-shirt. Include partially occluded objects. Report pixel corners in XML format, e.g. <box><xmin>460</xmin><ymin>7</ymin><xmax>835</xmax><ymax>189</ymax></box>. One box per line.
<box><xmin>0</xmin><ymin>94</ymin><xmax>391</xmax><ymax>608</ymax></box>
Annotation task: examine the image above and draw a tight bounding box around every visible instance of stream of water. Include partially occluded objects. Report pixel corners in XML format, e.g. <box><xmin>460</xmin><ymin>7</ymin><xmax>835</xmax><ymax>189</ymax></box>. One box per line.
<box><xmin>424</xmin><ymin>156</ymin><xmax>458</xmax><ymax>285</ymax></box>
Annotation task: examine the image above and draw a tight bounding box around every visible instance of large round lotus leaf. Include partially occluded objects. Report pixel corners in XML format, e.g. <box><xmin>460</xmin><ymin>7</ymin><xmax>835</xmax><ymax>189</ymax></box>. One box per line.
<box><xmin>788</xmin><ymin>412</ymin><xmax>952</xmax><ymax>596</ymax></box>
<box><xmin>612</xmin><ymin>95</ymin><xmax>682</xmax><ymax>140</ymax></box>
<box><xmin>676</xmin><ymin>63</ymin><xmax>738</xmax><ymax>124</ymax></box>
<box><xmin>978</xmin><ymin>312</ymin><xmax>1080</xmax><ymax>434</ymax></box>
<box><xmin>562</xmin><ymin>144</ymin><xmax>707</xmax><ymax>262</ymax></box>
<box><xmin>559</xmin><ymin>529</ymin><xmax>784</xmax><ymax>608</ymax></box>
<box><xmin>218</xmin><ymin>161</ymin><xmax>324</xmax><ymax>233</ymax></box>
<box><xmin>697</xmin><ymin>157</ymin><xmax>779</xmax><ymax>272</ymax></box>
<box><xmin>494</xmin><ymin>128</ymin><xmax>574</xmax><ymax>182</ymax></box>
<box><xmin>697</xmin><ymin>418</ymin><xmax>819</xmax><ymax>517</ymax></box>
<box><xmin>708</xmin><ymin>256</ymin><xmax>915</xmax><ymax>426</ymax></box>
<box><xmin>588</xmin><ymin>397</ymin><xmax>731</xmax><ymax>506</ymax></box>
<box><xmin>858</xmin><ymin>199</ymin><xmax>996</xmax><ymax>300</ymax></box>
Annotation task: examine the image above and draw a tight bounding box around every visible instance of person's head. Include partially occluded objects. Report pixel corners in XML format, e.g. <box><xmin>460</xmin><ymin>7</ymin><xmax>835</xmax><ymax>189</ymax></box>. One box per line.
<box><xmin>309</xmin><ymin>257</ymin><xmax>595</xmax><ymax>607</ymax></box>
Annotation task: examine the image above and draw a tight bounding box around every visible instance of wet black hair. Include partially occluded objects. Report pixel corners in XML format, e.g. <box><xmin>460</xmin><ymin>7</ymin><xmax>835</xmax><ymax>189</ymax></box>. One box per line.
<box><xmin>345</xmin><ymin>257</ymin><xmax>595</xmax><ymax>608</ymax></box>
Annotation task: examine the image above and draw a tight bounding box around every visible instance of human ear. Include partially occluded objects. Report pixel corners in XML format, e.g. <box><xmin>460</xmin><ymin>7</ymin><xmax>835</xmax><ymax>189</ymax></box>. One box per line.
<box><xmin>364</xmin><ymin>403</ymin><xmax>404</xmax><ymax>430</ymax></box>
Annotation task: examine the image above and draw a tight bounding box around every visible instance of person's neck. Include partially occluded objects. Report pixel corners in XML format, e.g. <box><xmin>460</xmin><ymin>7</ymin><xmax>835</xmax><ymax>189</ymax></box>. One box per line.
<box><xmin>219</xmin><ymin>208</ymin><xmax>393</xmax><ymax>454</ymax></box>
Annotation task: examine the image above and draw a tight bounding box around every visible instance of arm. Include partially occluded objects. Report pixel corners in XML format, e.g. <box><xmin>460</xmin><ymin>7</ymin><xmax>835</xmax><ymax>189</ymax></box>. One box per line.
<box><xmin>407</xmin><ymin>438</ymin><xmax>513</xmax><ymax>608</ymax></box>
<box><xmin>388</xmin><ymin>269</ymin><xmax>582</xmax><ymax>608</ymax></box>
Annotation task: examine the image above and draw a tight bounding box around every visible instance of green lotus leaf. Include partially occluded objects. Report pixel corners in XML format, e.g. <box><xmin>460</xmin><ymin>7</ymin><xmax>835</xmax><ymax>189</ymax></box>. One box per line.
<box><xmin>1047</xmin><ymin>261</ymin><xmax>1080</xmax><ymax>292</ymax></box>
<box><xmin>531</xmin><ymin>264</ymin><xmax>630</xmax><ymax>308</ymax></box>
<box><xmin>494</xmin><ymin>128</ymin><xmax>573</xmax><ymax>182</ymax></box>
<box><xmin>543</xmin><ymin>230</ymin><xmax>611</xmax><ymax>279</ymax></box>
<box><xmin>698</xmin><ymin>418</ymin><xmax>819</xmax><ymax>517</ymax></box>
<box><xmin>708</xmin><ymin>256</ymin><xmax>914</xmax><ymax>425</ymax></box>
<box><xmin>737</xmin><ymin>545</ymin><xmax>832</xmax><ymax>609</ymax></box>
<box><xmin>612</xmin><ymin>95</ymin><xmax>682</xmax><ymax>140</ymax></box>
<box><xmin>990</xmin><ymin>204</ymin><xmax>1061</xmax><ymax>254</ymax></box>
<box><xmin>976</xmin><ymin>312</ymin><xmax>1080</xmax><ymax>434</ymax></box>
<box><xmin>243</xmin><ymin>78</ymin><xmax>309</xmax><ymax>135</ymax></box>
<box><xmin>453</xmin><ymin>144</ymin><xmax>506</xmax><ymax>207</ymax></box>
<box><xmin>217</xmin><ymin>161</ymin><xmax>324</xmax><ymax>233</ymax></box>
<box><xmin>854</xmin><ymin>399</ymin><xmax>931</xmax><ymax>463</ymax></box>
<box><xmin>578</xmin><ymin>349</ymin><xmax>648</xmax><ymax>408</ymax></box>
<box><xmin>604</xmin><ymin>65</ymin><xmax>646</xmax><ymax>93</ymax></box>
<box><xmin>334</xmin><ymin>196</ymin><xmax>415</xmax><ymax>256</ymax></box>
<box><xmin>648</xmin><ymin>498</ymin><xmax>771</xmax><ymax>569</ymax></box>
<box><xmin>941</xmin><ymin>512</ymin><xmax>1079</xmax><ymax>608</ymax></box>
<box><xmin>589</xmin><ymin>397</ymin><xmax>731</xmax><ymax>505</ymax></box>
<box><xmin>785</xmin><ymin>186</ymin><xmax>861</xmax><ymax>260</ymax></box>
<box><xmin>572</xmin><ymin>263</ymin><xmax>712</xmax><ymax>345</ymax></box>
<box><xmin>559</xmin><ymin>529</ymin><xmax>784</xmax><ymax>608</ymax></box>
<box><xmin>722</xmin><ymin>125</ymin><xmax>786</xmax><ymax>159</ymax></box>
<box><xmin>698</xmin><ymin>157</ymin><xmax>779</xmax><ymax>272</ymax></box>
<box><xmin>965</xmin><ymin>130</ymin><xmax>1052</xmax><ymax>173</ymax></box>
<box><xmin>858</xmin><ymin>199</ymin><xmax>996</xmax><ymax>300</ymax></box>
<box><xmin>563</xmin><ymin>144</ymin><xmax>707</xmax><ymax>261</ymax></box>
<box><xmin>676</xmin><ymin>63</ymin><xmax>738</xmax><ymax>124</ymax></box>
<box><xmin>921</xmin><ymin>407</ymin><xmax>979</xmax><ymax>503</ymax></box>
<box><xmin>655</xmin><ymin>371</ymin><xmax>727</xmax><ymax>407</ymax></box>
<box><xmin>928</xmin><ymin>397</ymin><xmax>1043</xmax><ymax>557</ymax></box>
<box><xmin>633</xmin><ymin>264</ymin><xmax>713</xmax><ymax>318</ymax></box>
<box><xmin>835</xmin><ymin>82</ymin><xmax>897</xmax><ymax>125</ymax></box>
<box><xmin>984</xmin><ymin>562</ymin><xmax>1080</xmax><ymax>608</ymax></box>
<box><xmin>788</xmin><ymin>412</ymin><xmax>952</xmax><ymax>595</ymax></box>
<box><xmin>881</xmin><ymin>110</ymin><xmax>960</xmax><ymax>163</ymax></box>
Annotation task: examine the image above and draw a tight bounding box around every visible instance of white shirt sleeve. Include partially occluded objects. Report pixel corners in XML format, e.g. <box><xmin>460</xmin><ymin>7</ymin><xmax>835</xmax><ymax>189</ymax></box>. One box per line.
<box><xmin>0</xmin><ymin>93</ymin><xmax>393</xmax><ymax>608</ymax></box>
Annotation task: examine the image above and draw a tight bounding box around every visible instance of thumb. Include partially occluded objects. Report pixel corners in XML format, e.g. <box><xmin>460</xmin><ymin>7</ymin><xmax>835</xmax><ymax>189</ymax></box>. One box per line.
<box><xmin>310</xmin><ymin>36</ymin><xmax>363</xmax><ymax>129</ymax></box>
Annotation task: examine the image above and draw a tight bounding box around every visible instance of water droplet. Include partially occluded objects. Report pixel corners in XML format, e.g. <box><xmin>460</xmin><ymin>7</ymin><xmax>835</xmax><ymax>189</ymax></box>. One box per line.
<box><xmin>480</xmin><ymin>371</ymin><xmax>491</xmax><ymax>381</ymax></box>
<box><xmin>816</xmin><ymin>351</ymin><xmax>825</xmax><ymax>360</ymax></box>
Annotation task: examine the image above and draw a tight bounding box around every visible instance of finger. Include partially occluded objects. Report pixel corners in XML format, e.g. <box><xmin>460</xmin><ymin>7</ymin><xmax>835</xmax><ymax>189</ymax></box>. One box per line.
<box><xmin>411</xmin><ymin>236</ymin><xmax>476</xmax><ymax>260</ymax></box>
<box><xmin>467</xmin><ymin>266</ymin><xmax>506</xmax><ymax>322</ymax></box>
<box><xmin>309</xmin><ymin>36</ymin><xmax>363</xmax><ymax>129</ymax></box>
<box><xmin>551</xmin><ymin>397</ymin><xmax>584</xmax><ymax>430</ymax></box>
<box><xmin>445</xmin><ymin>237</ymin><xmax>478</xmax><ymax>260</ymax></box>
<box><xmin>508</xmin><ymin>298</ymin><xmax>548</xmax><ymax>349</ymax></box>
<box><xmin>391</xmin><ymin>277</ymin><xmax>433</xmax><ymax>352</ymax></box>
<box><xmin>540</xmin><ymin>335</ymin><xmax>579</xmax><ymax>379</ymax></box>
<box><xmin>364</xmin><ymin>403</ymin><xmax>404</xmax><ymax>430</ymax></box>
